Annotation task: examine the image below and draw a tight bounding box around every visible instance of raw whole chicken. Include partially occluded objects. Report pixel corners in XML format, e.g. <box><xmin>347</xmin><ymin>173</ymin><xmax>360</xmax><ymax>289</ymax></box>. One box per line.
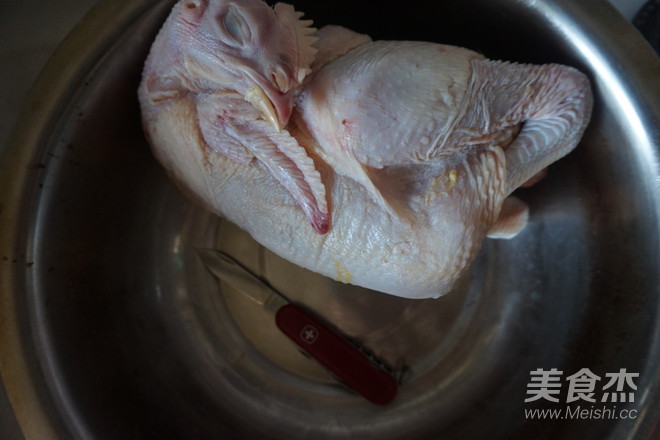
<box><xmin>138</xmin><ymin>0</ymin><xmax>592</xmax><ymax>298</ymax></box>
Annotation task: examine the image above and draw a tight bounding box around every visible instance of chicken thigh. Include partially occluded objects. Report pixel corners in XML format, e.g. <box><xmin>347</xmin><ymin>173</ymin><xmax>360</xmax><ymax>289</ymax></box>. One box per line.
<box><xmin>138</xmin><ymin>0</ymin><xmax>592</xmax><ymax>298</ymax></box>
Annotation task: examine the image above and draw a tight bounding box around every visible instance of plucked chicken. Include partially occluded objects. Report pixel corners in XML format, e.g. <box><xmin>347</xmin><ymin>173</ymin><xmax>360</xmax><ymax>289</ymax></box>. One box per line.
<box><xmin>138</xmin><ymin>0</ymin><xmax>592</xmax><ymax>298</ymax></box>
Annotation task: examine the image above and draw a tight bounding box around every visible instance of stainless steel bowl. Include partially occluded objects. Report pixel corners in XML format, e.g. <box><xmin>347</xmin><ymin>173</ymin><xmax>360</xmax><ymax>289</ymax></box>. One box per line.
<box><xmin>1</xmin><ymin>0</ymin><xmax>658</xmax><ymax>439</ymax></box>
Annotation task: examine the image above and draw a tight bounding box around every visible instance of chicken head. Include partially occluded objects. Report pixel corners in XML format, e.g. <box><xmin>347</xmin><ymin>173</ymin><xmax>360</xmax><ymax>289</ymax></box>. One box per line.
<box><xmin>139</xmin><ymin>0</ymin><xmax>329</xmax><ymax>233</ymax></box>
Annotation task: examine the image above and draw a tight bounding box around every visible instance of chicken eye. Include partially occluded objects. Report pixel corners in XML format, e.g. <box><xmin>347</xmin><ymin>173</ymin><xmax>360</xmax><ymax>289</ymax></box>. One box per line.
<box><xmin>221</xmin><ymin>8</ymin><xmax>251</xmax><ymax>45</ymax></box>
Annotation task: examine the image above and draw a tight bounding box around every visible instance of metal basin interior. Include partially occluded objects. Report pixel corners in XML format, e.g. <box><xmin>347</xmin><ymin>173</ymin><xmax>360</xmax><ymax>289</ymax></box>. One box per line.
<box><xmin>0</xmin><ymin>0</ymin><xmax>658</xmax><ymax>439</ymax></box>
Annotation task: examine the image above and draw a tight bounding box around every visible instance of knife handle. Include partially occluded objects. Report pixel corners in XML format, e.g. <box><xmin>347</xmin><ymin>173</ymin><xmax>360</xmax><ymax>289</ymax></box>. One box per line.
<box><xmin>275</xmin><ymin>303</ymin><xmax>397</xmax><ymax>405</ymax></box>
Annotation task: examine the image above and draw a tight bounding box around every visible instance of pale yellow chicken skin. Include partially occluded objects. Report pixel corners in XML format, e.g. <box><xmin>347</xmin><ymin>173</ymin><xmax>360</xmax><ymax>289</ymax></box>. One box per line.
<box><xmin>138</xmin><ymin>0</ymin><xmax>592</xmax><ymax>298</ymax></box>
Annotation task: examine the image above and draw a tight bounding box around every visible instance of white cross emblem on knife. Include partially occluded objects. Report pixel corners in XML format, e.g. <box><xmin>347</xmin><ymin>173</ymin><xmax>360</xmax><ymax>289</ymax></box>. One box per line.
<box><xmin>301</xmin><ymin>325</ymin><xmax>319</xmax><ymax>344</ymax></box>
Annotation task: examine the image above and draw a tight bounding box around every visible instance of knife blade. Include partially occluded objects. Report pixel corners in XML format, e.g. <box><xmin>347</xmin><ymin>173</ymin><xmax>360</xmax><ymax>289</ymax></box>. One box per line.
<box><xmin>196</xmin><ymin>248</ymin><xmax>398</xmax><ymax>405</ymax></box>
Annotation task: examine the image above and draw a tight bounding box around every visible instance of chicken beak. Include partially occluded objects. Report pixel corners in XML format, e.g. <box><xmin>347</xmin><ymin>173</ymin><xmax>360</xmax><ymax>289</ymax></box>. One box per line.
<box><xmin>245</xmin><ymin>86</ymin><xmax>291</xmax><ymax>131</ymax></box>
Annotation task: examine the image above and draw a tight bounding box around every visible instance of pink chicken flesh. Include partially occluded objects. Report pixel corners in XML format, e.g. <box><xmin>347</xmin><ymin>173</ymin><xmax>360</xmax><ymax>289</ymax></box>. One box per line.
<box><xmin>138</xmin><ymin>0</ymin><xmax>592</xmax><ymax>298</ymax></box>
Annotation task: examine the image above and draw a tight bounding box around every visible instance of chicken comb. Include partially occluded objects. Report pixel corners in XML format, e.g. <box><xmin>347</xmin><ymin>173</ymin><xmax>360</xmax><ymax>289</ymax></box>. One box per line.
<box><xmin>273</xmin><ymin>3</ymin><xmax>318</xmax><ymax>84</ymax></box>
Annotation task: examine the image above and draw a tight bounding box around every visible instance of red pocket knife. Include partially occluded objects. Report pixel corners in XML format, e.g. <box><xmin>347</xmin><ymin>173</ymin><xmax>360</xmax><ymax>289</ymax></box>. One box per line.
<box><xmin>197</xmin><ymin>249</ymin><xmax>398</xmax><ymax>405</ymax></box>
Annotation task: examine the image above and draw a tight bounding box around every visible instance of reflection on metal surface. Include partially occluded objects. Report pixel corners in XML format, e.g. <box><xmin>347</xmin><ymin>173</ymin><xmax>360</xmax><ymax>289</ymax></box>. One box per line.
<box><xmin>556</xmin><ymin>13</ymin><xmax>652</xmax><ymax>156</ymax></box>
<box><xmin>0</xmin><ymin>0</ymin><xmax>658</xmax><ymax>439</ymax></box>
